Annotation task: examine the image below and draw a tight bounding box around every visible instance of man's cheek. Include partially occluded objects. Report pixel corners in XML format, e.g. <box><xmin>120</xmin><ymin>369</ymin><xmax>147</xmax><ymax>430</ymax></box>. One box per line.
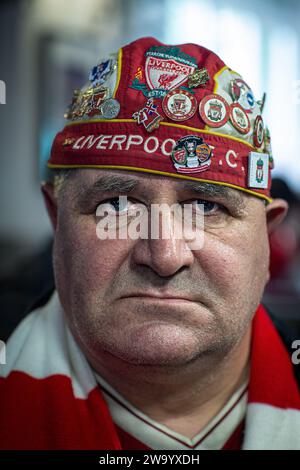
<box><xmin>56</xmin><ymin>226</ymin><xmax>126</xmax><ymax>290</ymax></box>
<box><xmin>200</xmin><ymin>239</ymin><xmax>245</xmax><ymax>285</ymax></box>
<box><xmin>54</xmin><ymin>219</ymin><xmax>96</xmax><ymax>281</ymax></box>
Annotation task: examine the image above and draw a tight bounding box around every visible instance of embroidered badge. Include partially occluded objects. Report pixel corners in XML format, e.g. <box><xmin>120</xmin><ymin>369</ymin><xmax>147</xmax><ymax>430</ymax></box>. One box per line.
<box><xmin>145</xmin><ymin>45</ymin><xmax>196</xmax><ymax>90</ymax></box>
<box><xmin>130</xmin><ymin>46</ymin><xmax>197</xmax><ymax>99</ymax></box>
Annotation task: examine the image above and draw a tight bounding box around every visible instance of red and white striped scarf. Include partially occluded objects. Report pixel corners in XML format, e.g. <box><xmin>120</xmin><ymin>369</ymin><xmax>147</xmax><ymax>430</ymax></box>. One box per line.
<box><xmin>0</xmin><ymin>291</ymin><xmax>299</xmax><ymax>449</ymax></box>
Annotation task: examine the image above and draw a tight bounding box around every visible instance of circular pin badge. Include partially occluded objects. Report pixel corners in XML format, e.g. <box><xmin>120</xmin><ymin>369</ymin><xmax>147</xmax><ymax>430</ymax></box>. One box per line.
<box><xmin>229</xmin><ymin>103</ymin><xmax>250</xmax><ymax>134</ymax></box>
<box><xmin>199</xmin><ymin>93</ymin><xmax>229</xmax><ymax>127</ymax></box>
<box><xmin>100</xmin><ymin>99</ymin><xmax>120</xmax><ymax>119</ymax></box>
<box><xmin>253</xmin><ymin>115</ymin><xmax>264</xmax><ymax>147</ymax></box>
<box><xmin>162</xmin><ymin>89</ymin><xmax>197</xmax><ymax>122</ymax></box>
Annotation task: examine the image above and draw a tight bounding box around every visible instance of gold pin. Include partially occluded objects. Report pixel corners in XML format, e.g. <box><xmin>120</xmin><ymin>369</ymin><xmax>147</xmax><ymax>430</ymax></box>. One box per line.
<box><xmin>188</xmin><ymin>67</ymin><xmax>210</xmax><ymax>88</ymax></box>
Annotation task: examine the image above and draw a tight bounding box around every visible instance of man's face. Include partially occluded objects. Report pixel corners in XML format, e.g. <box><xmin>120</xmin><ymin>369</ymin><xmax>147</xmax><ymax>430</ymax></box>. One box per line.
<box><xmin>51</xmin><ymin>169</ymin><xmax>271</xmax><ymax>368</ymax></box>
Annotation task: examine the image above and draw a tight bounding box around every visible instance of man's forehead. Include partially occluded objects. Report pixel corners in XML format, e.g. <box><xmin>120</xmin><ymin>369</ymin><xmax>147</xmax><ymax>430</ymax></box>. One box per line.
<box><xmin>72</xmin><ymin>168</ymin><xmax>247</xmax><ymax>207</ymax></box>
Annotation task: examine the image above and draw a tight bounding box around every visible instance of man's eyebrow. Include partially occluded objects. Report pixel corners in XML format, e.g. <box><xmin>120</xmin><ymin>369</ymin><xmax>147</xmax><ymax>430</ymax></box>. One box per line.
<box><xmin>182</xmin><ymin>181</ymin><xmax>246</xmax><ymax>208</ymax></box>
<box><xmin>76</xmin><ymin>174</ymin><xmax>139</xmax><ymax>206</ymax></box>
<box><xmin>75</xmin><ymin>174</ymin><xmax>247</xmax><ymax>212</ymax></box>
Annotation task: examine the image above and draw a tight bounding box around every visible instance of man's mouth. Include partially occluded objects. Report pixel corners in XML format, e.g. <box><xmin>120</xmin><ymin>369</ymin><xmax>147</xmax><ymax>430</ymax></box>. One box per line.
<box><xmin>120</xmin><ymin>292</ymin><xmax>197</xmax><ymax>303</ymax></box>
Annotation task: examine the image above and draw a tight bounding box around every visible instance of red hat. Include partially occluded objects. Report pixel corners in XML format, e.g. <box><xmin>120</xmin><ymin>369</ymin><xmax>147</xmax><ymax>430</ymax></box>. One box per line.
<box><xmin>49</xmin><ymin>37</ymin><xmax>274</xmax><ymax>202</ymax></box>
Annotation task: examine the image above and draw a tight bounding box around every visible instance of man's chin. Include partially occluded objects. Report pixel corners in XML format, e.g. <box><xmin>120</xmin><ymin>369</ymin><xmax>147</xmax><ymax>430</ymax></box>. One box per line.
<box><xmin>101</xmin><ymin>322</ymin><xmax>216</xmax><ymax>367</ymax></box>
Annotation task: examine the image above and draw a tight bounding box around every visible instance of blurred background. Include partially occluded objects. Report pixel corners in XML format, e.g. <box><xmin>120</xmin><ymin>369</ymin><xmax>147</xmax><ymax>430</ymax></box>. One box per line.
<box><xmin>0</xmin><ymin>0</ymin><xmax>300</xmax><ymax>339</ymax></box>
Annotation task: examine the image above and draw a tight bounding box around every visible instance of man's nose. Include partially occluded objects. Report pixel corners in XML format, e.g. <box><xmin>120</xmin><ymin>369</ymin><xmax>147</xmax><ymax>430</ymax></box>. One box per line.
<box><xmin>131</xmin><ymin>210</ymin><xmax>195</xmax><ymax>277</ymax></box>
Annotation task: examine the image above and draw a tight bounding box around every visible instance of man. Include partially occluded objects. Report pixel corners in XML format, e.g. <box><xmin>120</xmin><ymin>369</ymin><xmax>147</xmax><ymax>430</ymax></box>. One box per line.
<box><xmin>0</xmin><ymin>37</ymin><xmax>299</xmax><ymax>450</ymax></box>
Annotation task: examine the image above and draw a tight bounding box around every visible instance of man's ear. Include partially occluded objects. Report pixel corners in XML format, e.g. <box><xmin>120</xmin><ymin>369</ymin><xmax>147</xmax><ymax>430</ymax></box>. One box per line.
<box><xmin>265</xmin><ymin>198</ymin><xmax>289</xmax><ymax>234</ymax></box>
<box><xmin>41</xmin><ymin>181</ymin><xmax>58</xmax><ymax>231</ymax></box>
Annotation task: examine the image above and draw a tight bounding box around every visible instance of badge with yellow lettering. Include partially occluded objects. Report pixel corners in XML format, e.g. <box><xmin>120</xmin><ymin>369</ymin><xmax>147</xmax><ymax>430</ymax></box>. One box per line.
<box><xmin>162</xmin><ymin>89</ymin><xmax>197</xmax><ymax>122</ymax></box>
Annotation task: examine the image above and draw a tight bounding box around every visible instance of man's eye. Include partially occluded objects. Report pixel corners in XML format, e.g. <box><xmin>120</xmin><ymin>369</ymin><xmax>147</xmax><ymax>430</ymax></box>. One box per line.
<box><xmin>191</xmin><ymin>200</ymin><xmax>224</xmax><ymax>215</ymax></box>
<box><xmin>96</xmin><ymin>197</ymin><xmax>133</xmax><ymax>214</ymax></box>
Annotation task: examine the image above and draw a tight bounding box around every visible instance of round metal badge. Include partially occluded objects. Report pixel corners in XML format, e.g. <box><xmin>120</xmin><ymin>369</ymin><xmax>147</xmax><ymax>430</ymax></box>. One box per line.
<box><xmin>229</xmin><ymin>103</ymin><xmax>250</xmax><ymax>134</ymax></box>
<box><xmin>199</xmin><ymin>94</ymin><xmax>229</xmax><ymax>127</ymax></box>
<box><xmin>253</xmin><ymin>115</ymin><xmax>264</xmax><ymax>148</ymax></box>
<box><xmin>171</xmin><ymin>135</ymin><xmax>212</xmax><ymax>174</ymax></box>
<box><xmin>100</xmin><ymin>99</ymin><xmax>120</xmax><ymax>119</ymax></box>
<box><xmin>162</xmin><ymin>89</ymin><xmax>197</xmax><ymax>122</ymax></box>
